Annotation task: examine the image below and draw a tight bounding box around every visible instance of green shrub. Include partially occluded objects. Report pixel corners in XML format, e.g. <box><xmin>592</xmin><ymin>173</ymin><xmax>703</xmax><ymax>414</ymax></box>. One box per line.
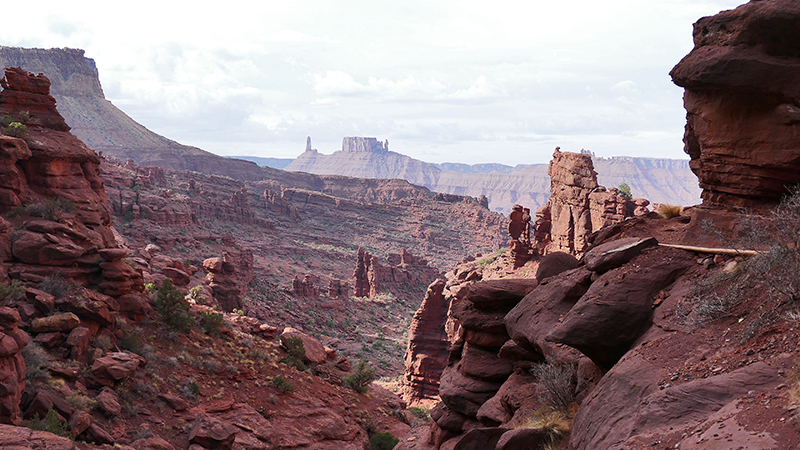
<box><xmin>3</xmin><ymin>121</ymin><xmax>28</xmax><ymax>137</ymax></box>
<box><xmin>27</xmin><ymin>409</ymin><xmax>67</xmax><ymax>437</ymax></box>
<box><xmin>26</xmin><ymin>197</ymin><xmax>76</xmax><ymax>221</ymax></box>
<box><xmin>409</xmin><ymin>405</ymin><xmax>431</xmax><ymax>422</ymax></box>
<box><xmin>280</xmin><ymin>336</ymin><xmax>307</xmax><ymax>371</ymax></box>
<box><xmin>199</xmin><ymin>311</ymin><xmax>225</xmax><ymax>336</ymax></box>
<box><xmin>370</xmin><ymin>432</ymin><xmax>399</xmax><ymax>450</ymax></box>
<box><xmin>0</xmin><ymin>280</ymin><xmax>25</xmax><ymax>305</ymax></box>
<box><xmin>617</xmin><ymin>183</ymin><xmax>633</xmax><ymax>199</ymax></box>
<box><xmin>343</xmin><ymin>358</ymin><xmax>376</xmax><ymax>394</ymax></box>
<box><xmin>118</xmin><ymin>329</ymin><xmax>144</xmax><ymax>353</ymax></box>
<box><xmin>272</xmin><ymin>375</ymin><xmax>294</xmax><ymax>393</ymax></box>
<box><xmin>153</xmin><ymin>279</ymin><xmax>195</xmax><ymax>333</ymax></box>
<box><xmin>21</xmin><ymin>342</ymin><xmax>50</xmax><ymax>381</ymax></box>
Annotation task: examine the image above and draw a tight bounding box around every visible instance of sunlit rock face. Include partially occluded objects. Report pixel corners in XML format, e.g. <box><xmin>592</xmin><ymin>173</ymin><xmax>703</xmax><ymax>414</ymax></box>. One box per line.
<box><xmin>671</xmin><ymin>0</ymin><xmax>800</xmax><ymax>209</ymax></box>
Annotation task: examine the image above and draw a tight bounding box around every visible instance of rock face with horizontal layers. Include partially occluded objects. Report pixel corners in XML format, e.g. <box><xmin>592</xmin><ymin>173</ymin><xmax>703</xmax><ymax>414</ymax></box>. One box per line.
<box><xmin>670</xmin><ymin>0</ymin><xmax>800</xmax><ymax>208</ymax></box>
<box><xmin>0</xmin><ymin>67</ymin><xmax>143</xmax><ymax>297</ymax></box>
<box><xmin>0</xmin><ymin>307</ymin><xmax>28</xmax><ymax>425</ymax></box>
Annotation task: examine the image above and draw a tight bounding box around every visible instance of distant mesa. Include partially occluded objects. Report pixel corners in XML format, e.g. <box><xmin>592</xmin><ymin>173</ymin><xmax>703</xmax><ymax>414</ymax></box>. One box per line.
<box><xmin>287</xmin><ymin>136</ymin><xmax>702</xmax><ymax>214</ymax></box>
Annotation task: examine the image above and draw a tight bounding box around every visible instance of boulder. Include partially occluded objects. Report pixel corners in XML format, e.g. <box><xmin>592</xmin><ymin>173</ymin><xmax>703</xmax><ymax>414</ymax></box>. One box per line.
<box><xmin>504</xmin><ymin>268</ymin><xmax>592</xmax><ymax>357</ymax></box>
<box><xmin>534</xmin><ymin>251</ymin><xmax>578</xmax><ymax>282</ymax></box>
<box><xmin>131</xmin><ymin>436</ymin><xmax>178</xmax><ymax>450</ymax></box>
<box><xmin>95</xmin><ymin>387</ymin><xmax>121</xmax><ymax>417</ymax></box>
<box><xmin>280</xmin><ymin>327</ymin><xmax>328</xmax><ymax>364</ymax></box>
<box><xmin>582</xmin><ymin>237</ymin><xmax>657</xmax><ymax>273</ymax></box>
<box><xmin>438</xmin><ymin>365</ymin><xmax>503</xmax><ymax>417</ymax></box>
<box><xmin>452</xmin><ymin>427</ymin><xmax>508</xmax><ymax>450</ymax></box>
<box><xmin>495</xmin><ymin>428</ymin><xmax>549</xmax><ymax>450</ymax></box>
<box><xmin>0</xmin><ymin>423</ymin><xmax>77</xmax><ymax>449</ymax></box>
<box><xmin>87</xmin><ymin>351</ymin><xmax>145</xmax><ymax>387</ymax></box>
<box><xmin>188</xmin><ymin>414</ymin><xmax>239</xmax><ymax>450</ymax></box>
<box><xmin>68</xmin><ymin>410</ymin><xmax>93</xmax><ymax>439</ymax></box>
<box><xmin>31</xmin><ymin>312</ymin><xmax>80</xmax><ymax>333</ymax></box>
<box><xmin>461</xmin><ymin>279</ymin><xmax>538</xmax><ymax>309</ymax></box>
<box><xmin>458</xmin><ymin>343</ymin><xmax>514</xmax><ymax>382</ymax></box>
<box><xmin>547</xmin><ymin>250</ymin><xmax>692</xmax><ymax>370</ymax></box>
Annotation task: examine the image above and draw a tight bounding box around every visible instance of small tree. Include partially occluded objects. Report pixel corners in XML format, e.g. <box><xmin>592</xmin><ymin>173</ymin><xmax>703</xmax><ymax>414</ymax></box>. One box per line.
<box><xmin>617</xmin><ymin>183</ymin><xmax>632</xmax><ymax>199</ymax></box>
<box><xmin>153</xmin><ymin>279</ymin><xmax>195</xmax><ymax>333</ymax></box>
<box><xmin>370</xmin><ymin>432</ymin><xmax>399</xmax><ymax>450</ymax></box>
<box><xmin>343</xmin><ymin>358</ymin><xmax>376</xmax><ymax>394</ymax></box>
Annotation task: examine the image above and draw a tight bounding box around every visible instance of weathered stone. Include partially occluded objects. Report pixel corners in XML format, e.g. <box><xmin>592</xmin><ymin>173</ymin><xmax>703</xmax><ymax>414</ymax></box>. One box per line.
<box><xmin>438</xmin><ymin>365</ymin><xmax>503</xmax><ymax>417</ymax></box>
<box><xmin>534</xmin><ymin>251</ymin><xmax>578</xmax><ymax>282</ymax></box>
<box><xmin>495</xmin><ymin>428</ymin><xmax>549</xmax><ymax>450</ymax></box>
<box><xmin>87</xmin><ymin>351</ymin><xmax>145</xmax><ymax>387</ymax></box>
<box><xmin>68</xmin><ymin>410</ymin><xmax>93</xmax><ymax>439</ymax></box>
<box><xmin>95</xmin><ymin>387</ymin><xmax>121</xmax><ymax>417</ymax></box>
<box><xmin>0</xmin><ymin>423</ymin><xmax>77</xmax><ymax>449</ymax></box>
<box><xmin>31</xmin><ymin>312</ymin><xmax>80</xmax><ymax>333</ymax></box>
<box><xmin>188</xmin><ymin>414</ymin><xmax>238</xmax><ymax>450</ymax></box>
<box><xmin>65</xmin><ymin>327</ymin><xmax>91</xmax><ymax>361</ymax></box>
<box><xmin>670</xmin><ymin>0</ymin><xmax>800</xmax><ymax>208</ymax></box>
<box><xmin>583</xmin><ymin>237</ymin><xmax>658</xmax><ymax>273</ymax></box>
<box><xmin>452</xmin><ymin>427</ymin><xmax>508</xmax><ymax>450</ymax></box>
<box><xmin>280</xmin><ymin>327</ymin><xmax>328</xmax><ymax>364</ymax></box>
<box><xmin>461</xmin><ymin>278</ymin><xmax>538</xmax><ymax>309</ymax></box>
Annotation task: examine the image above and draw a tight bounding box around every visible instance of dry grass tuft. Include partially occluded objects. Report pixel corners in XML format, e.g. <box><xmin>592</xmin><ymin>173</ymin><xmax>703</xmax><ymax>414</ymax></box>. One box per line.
<box><xmin>656</xmin><ymin>204</ymin><xmax>683</xmax><ymax>219</ymax></box>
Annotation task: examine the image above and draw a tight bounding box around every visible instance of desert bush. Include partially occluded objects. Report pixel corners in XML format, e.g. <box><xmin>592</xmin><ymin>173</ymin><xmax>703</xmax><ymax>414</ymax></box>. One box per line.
<box><xmin>199</xmin><ymin>311</ymin><xmax>225</xmax><ymax>336</ymax></box>
<box><xmin>27</xmin><ymin>409</ymin><xmax>68</xmax><ymax>436</ymax></box>
<box><xmin>3</xmin><ymin>121</ymin><xmax>29</xmax><ymax>137</ymax></box>
<box><xmin>26</xmin><ymin>197</ymin><xmax>76</xmax><ymax>221</ymax></box>
<box><xmin>184</xmin><ymin>378</ymin><xmax>201</xmax><ymax>399</ymax></box>
<box><xmin>202</xmin><ymin>359</ymin><xmax>222</xmax><ymax>374</ymax></box>
<box><xmin>38</xmin><ymin>273</ymin><xmax>74</xmax><ymax>299</ymax></box>
<box><xmin>66</xmin><ymin>391</ymin><xmax>98</xmax><ymax>412</ymax></box>
<box><xmin>409</xmin><ymin>405</ymin><xmax>431</xmax><ymax>422</ymax></box>
<box><xmin>152</xmin><ymin>279</ymin><xmax>195</xmax><ymax>333</ymax></box>
<box><xmin>280</xmin><ymin>337</ymin><xmax>307</xmax><ymax>371</ymax></box>
<box><xmin>343</xmin><ymin>358</ymin><xmax>376</xmax><ymax>394</ymax></box>
<box><xmin>272</xmin><ymin>375</ymin><xmax>294</xmax><ymax>393</ymax></box>
<box><xmin>22</xmin><ymin>342</ymin><xmax>51</xmax><ymax>380</ymax></box>
<box><xmin>515</xmin><ymin>408</ymin><xmax>572</xmax><ymax>446</ymax></box>
<box><xmin>118</xmin><ymin>329</ymin><xmax>144</xmax><ymax>353</ymax></box>
<box><xmin>530</xmin><ymin>358</ymin><xmax>577</xmax><ymax>414</ymax></box>
<box><xmin>476</xmin><ymin>248</ymin><xmax>508</xmax><ymax>269</ymax></box>
<box><xmin>681</xmin><ymin>187</ymin><xmax>800</xmax><ymax>332</ymax></box>
<box><xmin>370</xmin><ymin>432</ymin><xmax>399</xmax><ymax>450</ymax></box>
<box><xmin>0</xmin><ymin>280</ymin><xmax>25</xmax><ymax>305</ymax></box>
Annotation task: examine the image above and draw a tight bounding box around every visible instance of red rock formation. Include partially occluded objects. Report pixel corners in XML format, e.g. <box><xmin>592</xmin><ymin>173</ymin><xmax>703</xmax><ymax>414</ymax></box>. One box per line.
<box><xmin>532</xmin><ymin>148</ymin><xmax>647</xmax><ymax>257</ymax></box>
<box><xmin>670</xmin><ymin>0</ymin><xmax>800</xmax><ymax>208</ymax></box>
<box><xmin>291</xmin><ymin>274</ymin><xmax>319</xmax><ymax>298</ymax></box>
<box><xmin>0</xmin><ymin>307</ymin><xmax>28</xmax><ymax>425</ymax></box>
<box><xmin>0</xmin><ymin>67</ymin><xmax>142</xmax><ymax>297</ymax></box>
<box><xmin>203</xmin><ymin>252</ymin><xmax>250</xmax><ymax>312</ymax></box>
<box><xmin>400</xmin><ymin>279</ymin><xmax>449</xmax><ymax>405</ymax></box>
<box><xmin>353</xmin><ymin>247</ymin><xmax>439</xmax><ymax>298</ymax></box>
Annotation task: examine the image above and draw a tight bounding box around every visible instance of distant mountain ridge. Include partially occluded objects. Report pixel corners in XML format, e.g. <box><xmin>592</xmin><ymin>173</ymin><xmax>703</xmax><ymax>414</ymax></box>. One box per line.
<box><xmin>287</xmin><ymin>138</ymin><xmax>701</xmax><ymax>213</ymax></box>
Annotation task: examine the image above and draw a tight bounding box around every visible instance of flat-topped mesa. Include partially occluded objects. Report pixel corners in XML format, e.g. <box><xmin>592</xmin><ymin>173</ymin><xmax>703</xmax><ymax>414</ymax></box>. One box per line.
<box><xmin>670</xmin><ymin>0</ymin><xmax>800</xmax><ymax>209</ymax></box>
<box><xmin>341</xmin><ymin>136</ymin><xmax>388</xmax><ymax>153</ymax></box>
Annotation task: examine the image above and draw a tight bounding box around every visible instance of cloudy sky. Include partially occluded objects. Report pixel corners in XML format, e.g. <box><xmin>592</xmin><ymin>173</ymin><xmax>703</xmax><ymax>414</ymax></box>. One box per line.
<box><xmin>1</xmin><ymin>0</ymin><xmax>744</xmax><ymax>165</ymax></box>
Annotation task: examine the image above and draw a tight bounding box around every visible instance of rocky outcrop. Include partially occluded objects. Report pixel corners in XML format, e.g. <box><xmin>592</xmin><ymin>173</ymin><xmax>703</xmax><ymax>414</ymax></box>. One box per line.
<box><xmin>670</xmin><ymin>0</ymin><xmax>800</xmax><ymax>208</ymax></box>
<box><xmin>203</xmin><ymin>252</ymin><xmax>252</xmax><ymax>312</ymax></box>
<box><xmin>0</xmin><ymin>307</ymin><xmax>27</xmax><ymax>425</ymax></box>
<box><xmin>533</xmin><ymin>148</ymin><xmax>651</xmax><ymax>257</ymax></box>
<box><xmin>0</xmin><ymin>67</ymin><xmax>143</xmax><ymax>297</ymax></box>
<box><xmin>400</xmin><ymin>279</ymin><xmax>449</xmax><ymax>405</ymax></box>
<box><xmin>353</xmin><ymin>247</ymin><xmax>439</xmax><ymax>299</ymax></box>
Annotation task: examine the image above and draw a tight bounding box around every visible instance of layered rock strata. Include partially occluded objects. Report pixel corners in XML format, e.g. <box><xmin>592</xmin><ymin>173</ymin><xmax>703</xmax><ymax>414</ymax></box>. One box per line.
<box><xmin>353</xmin><ymin>247</ymin><xmax>438</xmax><ymax>298</ymax></box>
<box><xmin>0</xmin><ymin>67</ymin><xmax>142</xmax><ymax>297</ymax></box>
<box><xmin>670</xmin><ymin>0</ymin><xmax>800</xmax><ymax>208</ymax></box>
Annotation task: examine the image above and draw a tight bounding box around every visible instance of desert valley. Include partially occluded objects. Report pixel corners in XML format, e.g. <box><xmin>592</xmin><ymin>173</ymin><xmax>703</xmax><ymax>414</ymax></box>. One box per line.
<box><xmin>2</xmin><ymin>1</ymin><xmax>800</xmax><ymax>450</ymax></box>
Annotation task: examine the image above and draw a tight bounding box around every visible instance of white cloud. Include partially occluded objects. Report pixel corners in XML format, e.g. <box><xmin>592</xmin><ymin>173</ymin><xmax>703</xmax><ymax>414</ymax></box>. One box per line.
<box><xmin>0</xmin><ymin>0</ymin><xmax>747</xmax><ymax>164</ymax></box>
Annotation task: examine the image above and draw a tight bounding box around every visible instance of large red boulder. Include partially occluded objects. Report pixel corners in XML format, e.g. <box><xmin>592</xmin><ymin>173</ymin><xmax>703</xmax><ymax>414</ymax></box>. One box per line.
<box><xmin>671</xmin><ymin>0</ymin><xmax>800</xmax><ymax>208</ymax></box>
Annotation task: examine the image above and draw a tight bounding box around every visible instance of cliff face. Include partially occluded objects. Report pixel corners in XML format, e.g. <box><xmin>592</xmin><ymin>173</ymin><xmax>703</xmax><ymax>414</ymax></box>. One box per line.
<box><xmin>0</xmin><ymin>46</ymin><xmax>277</xmax><ymax>182</ymax></box>
<box><xmin>670</xmin><ymin>0</ymin><xmax>800</xmax><ymax>208</ymax></box>
<box><xmin>287</xmin><ymin>139</ymin><xmax>701</xmax><ymax>214</ymax></box>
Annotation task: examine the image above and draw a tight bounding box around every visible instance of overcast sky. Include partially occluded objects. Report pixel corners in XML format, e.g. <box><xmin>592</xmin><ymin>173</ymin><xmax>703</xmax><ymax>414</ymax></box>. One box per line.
<box><xmin>1</xmin><ymin>0</ymin><xmax>744</xmax><ymax>165</ymax></box>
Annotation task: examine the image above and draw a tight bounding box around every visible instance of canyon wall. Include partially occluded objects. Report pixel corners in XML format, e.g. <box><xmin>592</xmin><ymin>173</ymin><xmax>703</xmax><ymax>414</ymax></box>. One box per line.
<box><xmin>288</xmin><ymin>140</ymin><xmax>700</xmax><ymax>214</ymax></box>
